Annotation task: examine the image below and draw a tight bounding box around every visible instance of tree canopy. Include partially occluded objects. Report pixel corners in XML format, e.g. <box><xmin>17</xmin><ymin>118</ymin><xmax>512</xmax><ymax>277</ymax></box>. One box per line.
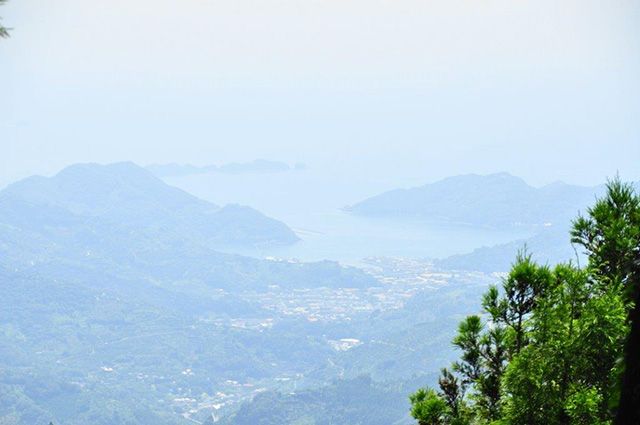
<box><xmin>410</xmin><ymin>178</ymin><xmax>640</xmax><ymax>425</ymax></box>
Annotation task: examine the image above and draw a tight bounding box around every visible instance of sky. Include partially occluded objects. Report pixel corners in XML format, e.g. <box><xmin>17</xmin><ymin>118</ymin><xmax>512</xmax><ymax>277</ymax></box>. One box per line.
<box><xmin>1</xmin><ymin>0</ymin><xmax>639</xmax><ymax>188</ymax></box>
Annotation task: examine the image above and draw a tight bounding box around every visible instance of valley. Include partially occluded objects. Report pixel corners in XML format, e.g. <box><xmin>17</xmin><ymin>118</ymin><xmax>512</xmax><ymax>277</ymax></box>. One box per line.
<box><xmin>0</xmin><ymin>164</ymin><xmax>603</xmax><ymax>424</ymax></box>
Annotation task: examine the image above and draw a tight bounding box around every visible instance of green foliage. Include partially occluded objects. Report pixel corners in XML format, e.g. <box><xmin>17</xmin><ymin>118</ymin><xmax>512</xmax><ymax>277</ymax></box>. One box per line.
<box><xmin>475</xmin><ymin>325</ymin><xmax>507</xmax><ymax>420</ymax></box>
<box><xmin>571</xmin><ymin>179</ymin><xmax>640</xmax><ymax>286</ymax></box>
<box><xmin>482</xmin><ymin>251</ymin><xmax>554</xmax><ymax>355</ymax></box>
<box><xmin>410</xmin><ymin>388</ymin><xmax>448</xmax><ymax>425</ymax></box>
<box><xmin>565</xmin><ymin>387</ymin><xmax>608</xmax><ymax>425</ymax></box>
<box><xmin>438</xmin><ymin>368</ymin><xmax>464</xmax><ymax>421</ymax></box>
<box><xmin>411</xmin><ymin>179</ymin><xmax>640</xmax><ymax>425</ymax></box>
<box><xmin>572</xmin><ymin>179</ymin><xmax>640</xmax><ymax>424</ymax></box>
<box><xmin>452</xmin><ymin>316</ymin><xmax>483</xmax><ymax>384</ymax></box>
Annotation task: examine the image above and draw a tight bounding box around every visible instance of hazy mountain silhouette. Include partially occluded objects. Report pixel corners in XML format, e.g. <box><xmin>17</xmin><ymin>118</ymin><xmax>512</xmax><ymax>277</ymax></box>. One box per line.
<box><xmin>0</xmin><ymin>162</ymin><xmax>376</xmax><ymax>292</ymax></box>
<box><xmin>347</xmin><ymin>173</ymin><xmax>603</xmax><ymax>228</ymax></box>
<box><xmin>0</xmin><ymin>162</ymin><xmax>299</xmax><ymax>248</ymax></box>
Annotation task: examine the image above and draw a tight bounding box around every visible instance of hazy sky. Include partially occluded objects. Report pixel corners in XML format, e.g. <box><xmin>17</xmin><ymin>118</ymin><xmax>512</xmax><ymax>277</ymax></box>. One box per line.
<box><xmin>1</xmin><ymin>0</ymin><xmax>639</xmax><ymax>188</ymax></box>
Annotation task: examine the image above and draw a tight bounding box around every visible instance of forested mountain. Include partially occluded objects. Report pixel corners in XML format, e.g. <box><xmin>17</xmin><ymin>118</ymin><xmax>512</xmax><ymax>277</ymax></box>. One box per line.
<box><xmin>0</xmin><ymin>162</ymin><xmax>299</xmax><ymax>249</ymax></box>
<box><xmin>429</xmin><ymin>178</ymin><xmax>639</xmax><ymax>273</ymax></box>
<box><xmin>214</xmin><ymin>376</ymin><xmax>416</xmax><ymax>425</ymax></box>
<box><xmin>2</xmin><ymin>164</ymin><xmax>636</xmax><ymax>425</ymax></box>
<box><xmin>0</xmin><ymin>162</ymin><xmax>380</xmax><ymax>292</ymax></box>
<box><xmin>0</xmin><ymin>164</ymin><xmax>384</xmax><ymax>424</ymax></box>
<box><xmin>0</xmin><ymin>161</ymin><xmax>495</xmax><ymax>424</ymax></box>
<box><xmin>348</xmin><ymin>173</ymin><xmax>632</xmax><ymax>274</ymax></box>
<box><xmin>436</xmin><ymin>227</ymin><xmax>577</xmax><ymax>272</ymax></box>
<box><xmin>347</xmin><ymin>173</ymin><xmax>603</xmax><ymax>228</ymax></box>
<box><xmin>209</xmin><ymin>274</ymin><xmax>495</xmax><ymax>425</ymax></box>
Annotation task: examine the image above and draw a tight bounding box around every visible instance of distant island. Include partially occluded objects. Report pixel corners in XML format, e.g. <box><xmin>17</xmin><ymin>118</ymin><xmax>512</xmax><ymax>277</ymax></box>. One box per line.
<box><xmin>347</xmin><ymin>174</ymin><xmax>640</xmax><ymax>271</ymax></box>
<box><xmin>146</xmin><ymin>160</ymin><xmax>307</xmax><ymax>178</ymax></box>
<box><xmin>346</xmin><ymin>172</ymin><xmax>605</xmax><ymax>228</ymax></box>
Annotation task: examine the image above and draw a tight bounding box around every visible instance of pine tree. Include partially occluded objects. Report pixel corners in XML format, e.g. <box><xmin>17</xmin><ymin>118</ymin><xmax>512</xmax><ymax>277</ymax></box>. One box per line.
<box><xmin>572</xmin><ymin>179</ymin><xmax>640</xmax><ymax>424</ymax></box>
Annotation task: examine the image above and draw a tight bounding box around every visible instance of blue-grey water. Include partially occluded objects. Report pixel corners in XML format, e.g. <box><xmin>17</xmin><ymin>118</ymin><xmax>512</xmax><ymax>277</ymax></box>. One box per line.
<box><xmin>164</xmin><ymin>168</ymin><xmax>533</xmax><ymax>264</ymax></box>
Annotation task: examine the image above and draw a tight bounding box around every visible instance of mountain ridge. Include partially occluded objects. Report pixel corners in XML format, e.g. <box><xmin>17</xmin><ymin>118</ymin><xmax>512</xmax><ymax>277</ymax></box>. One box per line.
<box><xmin>0</xmin><ymin>162</ymin><xmax>299</xmax><ymax>247</ymax></box>
<box><xmin>346</xmin><ymin>172</ymin><xmax>604</xmax><ymax>228</ymax></box>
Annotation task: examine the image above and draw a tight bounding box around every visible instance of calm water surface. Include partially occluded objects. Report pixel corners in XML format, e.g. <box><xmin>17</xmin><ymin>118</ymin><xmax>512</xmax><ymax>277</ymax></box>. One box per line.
<box><xmin>165</xmin><ymin>169</ymin><xmax>533</xmax><ymax>264</ymax></box>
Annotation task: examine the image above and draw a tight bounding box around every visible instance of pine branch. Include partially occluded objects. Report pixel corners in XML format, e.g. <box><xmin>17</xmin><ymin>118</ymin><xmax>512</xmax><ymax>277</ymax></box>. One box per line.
<box><xmin>0</xmin><ymin>0</ymin><xmax>10</xmax><ymax>39</ymax></box>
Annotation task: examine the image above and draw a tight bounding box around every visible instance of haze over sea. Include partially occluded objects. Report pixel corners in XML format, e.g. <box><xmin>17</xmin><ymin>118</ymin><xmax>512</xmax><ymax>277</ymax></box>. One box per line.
<box><xmin>165</xmin><ymin>167</ymin><xmax>533</xmax><ymax>263</ymax></box>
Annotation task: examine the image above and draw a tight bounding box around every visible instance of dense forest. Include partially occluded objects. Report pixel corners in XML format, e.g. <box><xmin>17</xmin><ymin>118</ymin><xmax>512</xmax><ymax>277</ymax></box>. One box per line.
<box><xmin>409</xmin><ymin>179</ymin><xmax>640</xmax><ymax>425</ymax></box>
